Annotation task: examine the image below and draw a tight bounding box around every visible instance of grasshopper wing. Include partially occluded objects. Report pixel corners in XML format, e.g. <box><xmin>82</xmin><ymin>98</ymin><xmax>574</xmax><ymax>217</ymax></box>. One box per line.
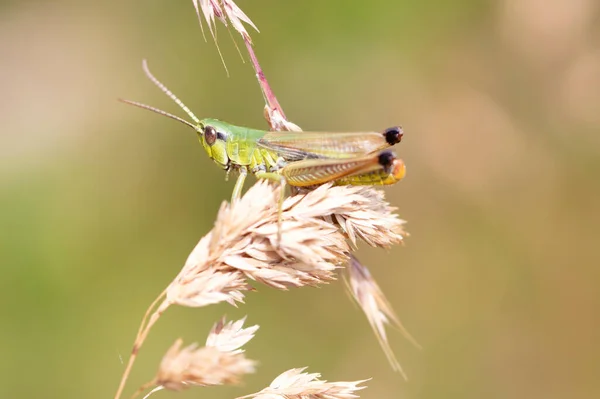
<box><xmin>258</xmin><ymin>130</ymin><xmax>396</xmax><ymax>161</ymax></box>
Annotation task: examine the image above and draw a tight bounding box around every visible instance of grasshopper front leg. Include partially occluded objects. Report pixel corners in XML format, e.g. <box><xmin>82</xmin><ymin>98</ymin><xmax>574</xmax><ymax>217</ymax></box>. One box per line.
<box><xmin>231</xmin><ymin>167</ymin><xmax>248</xmax><ymax>202</ymax></box>
<box><xmin>254</xmin><ymin>171</ymin><xmax>287</xmax><ymax>246</ymax></box>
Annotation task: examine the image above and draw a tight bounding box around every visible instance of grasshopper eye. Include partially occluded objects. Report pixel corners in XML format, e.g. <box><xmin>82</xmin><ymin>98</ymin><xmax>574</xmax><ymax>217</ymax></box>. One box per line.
<box><xmin>204</xmin><ymin>125</ymin><xmax>217</xmax><ymax>146</ymax></box>
<box><xmin>383</xmin><ymin>126</ymin><xmax>403</xmax><ymax>145</ymax></box>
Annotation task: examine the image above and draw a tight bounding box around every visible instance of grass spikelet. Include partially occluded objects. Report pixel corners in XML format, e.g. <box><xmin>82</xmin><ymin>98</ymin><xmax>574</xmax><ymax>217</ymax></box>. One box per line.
<box><xmin>193</xmin><ymin>0</ymin><xmax>258</xmax><ymax>43</ymax></box>
<box><xmin>133</xmin><ymin>317</ymin><xmax>258</xmax><ymax>398</ymax></box>
<box><xmin>206</xmin><ymin>316</ymin><xmax>258</xmax><ymax>353</ymax></box>
<box><xmin>192</xmin><ymin>0</ymin><xmax>259</xmax><ymax>74</ymax></box>
<box><xmin>292</xmin><ymin>184</ymin><xmax>407</xmax><ymax>248</ymax></box>
<box><xmin>222</xmin><ymin>0</ymin><xmax>259</xmax><ymax>43</ymax></box>
<box><xmin>346</xmin><ymin>256</ymin><xmax>421</xmax><ymax>379</ymax></box>
<box><xmin>166</xmin><ymin>181</ymin><xmax>408</xmax><ymax>305</ymax></box>
<box><xmin>238</xmin><ymin>368</ymin><xmax>369</xmax><ymax>399</ymax></box>
<box><xmin>167</xmin><ymin>181</ymin><xmax>349</xmax><ymax>304</ymax></box>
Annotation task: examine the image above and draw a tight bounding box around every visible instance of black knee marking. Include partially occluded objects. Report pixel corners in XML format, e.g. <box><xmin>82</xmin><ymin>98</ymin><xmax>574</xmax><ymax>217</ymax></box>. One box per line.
<box><xmin>383</xmin><ymin>126</ymin><xmax>403</xmax><ymax>145</ymax></box>
<box><xmin>378</xmin><ymin>150</ymin><xmax>396</xmax><ymax>174</ymax></box>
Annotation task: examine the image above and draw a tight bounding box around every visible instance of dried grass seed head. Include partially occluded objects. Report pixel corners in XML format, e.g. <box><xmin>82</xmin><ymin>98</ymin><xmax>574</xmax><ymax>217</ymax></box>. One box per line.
<box><xmin>206</xmin><ymin>316</ymin><xmax>259</xmax><ymax>354</ymax></box>
<box><xmin>157</xmin><ymin>341</ymin><xmax>256</xmax><ymax>390</ymax></box>
<box><xmin>239</xmin><ymin>368</ymin><xmax>369</xmax><ymax>399</ymax></box>
<box><xmin>193</xmin><ymin>0</ymin><xmax>259</xmax><ymax>43</ymax></box>
<box><xmin>155</xmin><ymin>317</ymin><xmax>258</xmax><ymax>391</ymax></box>
<box><xmin>345</xmin><ymin>256</ymin><xmax>420</xmax><ymax>379</ymax></box>
<box><xmin>165</xmin><ymin>181</ymin><xmax>355</xmax><ymax>308</ymax></box>
<box><xmin>165</xmin><ymin>181</ymin><xmax>407</xmax><ymax>309</ymax></box>
<box><xmin>291</xmin><ymin>184</ymin><xmax>407</xmax><ymax>248</ymax></box>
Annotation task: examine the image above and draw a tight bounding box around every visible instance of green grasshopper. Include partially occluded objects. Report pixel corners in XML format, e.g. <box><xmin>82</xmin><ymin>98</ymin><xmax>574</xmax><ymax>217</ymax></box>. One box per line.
<box><xmin>121</xmin><ymin>61</ymin><xmax>406</xmax><ymax>203</ymax></box>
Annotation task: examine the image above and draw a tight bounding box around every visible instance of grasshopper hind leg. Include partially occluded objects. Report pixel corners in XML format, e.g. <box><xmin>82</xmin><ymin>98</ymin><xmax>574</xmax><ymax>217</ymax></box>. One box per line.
<box><xmin>279</xmin><ymin>150</ymin><xmax>405</xmax><ymax>187</ymax></box>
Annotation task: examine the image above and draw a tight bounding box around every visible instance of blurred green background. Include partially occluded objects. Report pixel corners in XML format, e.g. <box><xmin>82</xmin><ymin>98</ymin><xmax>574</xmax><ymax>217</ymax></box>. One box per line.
<box><xmin>1</xmin><ymin>0</ymin><xmax>599</xmax><ymax>398</ymax></box>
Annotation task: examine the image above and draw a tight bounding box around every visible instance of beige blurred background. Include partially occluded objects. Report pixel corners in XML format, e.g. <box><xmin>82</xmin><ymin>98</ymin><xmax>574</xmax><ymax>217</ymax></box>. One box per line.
<box><xmin>1</xmin><ymin>0</ymin><xmax>599</xmax><ymax>398</ymax></box>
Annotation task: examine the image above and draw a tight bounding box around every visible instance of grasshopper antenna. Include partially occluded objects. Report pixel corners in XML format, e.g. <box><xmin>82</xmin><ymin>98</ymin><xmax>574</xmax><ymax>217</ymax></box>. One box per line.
<box><xmin>141</xmin><ymin>59</ymin><xmax>201</xmax><ymax>124</ymax></box>
<box><xmin>118</xmin><ymin>98</ymin><xmax>198</xmax><ymax>131</ymax></box>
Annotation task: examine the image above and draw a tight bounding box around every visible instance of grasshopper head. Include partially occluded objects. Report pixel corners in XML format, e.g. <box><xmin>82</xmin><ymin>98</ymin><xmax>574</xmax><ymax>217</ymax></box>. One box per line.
<box><xmin>197</xmin><ymin>118</ymin><xmax>230</xmax><ymax>170</ymax></box>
